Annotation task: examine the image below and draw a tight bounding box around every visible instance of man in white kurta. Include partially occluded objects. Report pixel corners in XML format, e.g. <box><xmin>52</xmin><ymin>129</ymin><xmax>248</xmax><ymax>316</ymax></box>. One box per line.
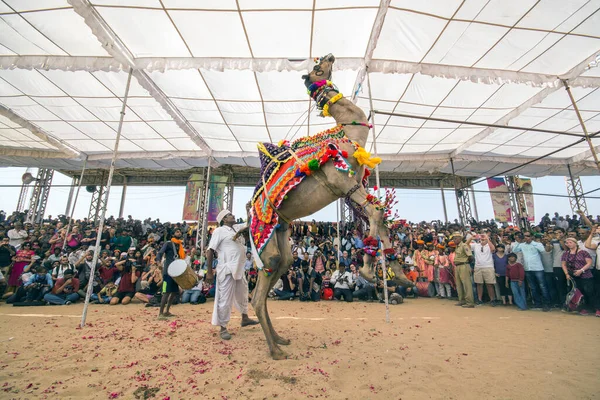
<box><xmin>205</xmin><ymin>209</ymin><xmax>258</xmax><ymax>340</ymax></box>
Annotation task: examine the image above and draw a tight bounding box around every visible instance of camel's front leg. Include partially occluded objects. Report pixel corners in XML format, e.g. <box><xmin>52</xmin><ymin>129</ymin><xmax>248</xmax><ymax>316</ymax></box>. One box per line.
<box><xmin>345</xmin><ymin>186</ymin><xmax>415</xmax><ymax>288</ymax></box>
<box><xmin>252</xmin><ymin>266</ymin><xmax>288</xmax><ymax>360</ymax></box>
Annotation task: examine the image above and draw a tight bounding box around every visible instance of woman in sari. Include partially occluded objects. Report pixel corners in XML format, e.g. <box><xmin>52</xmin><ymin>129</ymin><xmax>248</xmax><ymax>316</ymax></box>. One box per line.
<box><xmin>8</xmin><ymin>242</ymin><xmax>35</xmax><ymax>292</ymax></box>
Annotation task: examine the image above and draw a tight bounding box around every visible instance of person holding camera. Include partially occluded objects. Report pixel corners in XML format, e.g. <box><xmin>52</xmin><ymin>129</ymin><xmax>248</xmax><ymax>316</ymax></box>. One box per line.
<box><xmin>299</xmin><ymin>260</ymin><xmax>321</xmax><ymax>302</ymax></box>
<box><xmin>24</xmin><ymin>266</ymin><xmax>53</xmax><ymax>302</ymax></box>
<box><xmin>110</xmin><ymin>253</ymin><xmax>140</xmax><ymax>305</ymax></box>
<box><xmin>44</xmin><ymin>269</ymin><xmax>80</xmax><ymax>305</ymax></box>
<box><xmin>331</xmin><ymin>262</ymin><xmax>354</xmax><ymax>302</ymax></box>
<box><xmin>561</xmin><ymin>237</ymin><xmax>595</xmax><ymax>316</ymax></box>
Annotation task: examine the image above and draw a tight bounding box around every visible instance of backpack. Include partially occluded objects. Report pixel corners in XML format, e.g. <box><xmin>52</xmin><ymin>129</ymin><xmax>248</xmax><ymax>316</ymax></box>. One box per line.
<box><xmin>566</xmin><ymin>279</ymin><xmax>584</xmax><ymax>312</ymax></box>
<box><xmin>321</xmin><ymin>287</ymin><xmax>333</xmax><ymax>300</ymax></box>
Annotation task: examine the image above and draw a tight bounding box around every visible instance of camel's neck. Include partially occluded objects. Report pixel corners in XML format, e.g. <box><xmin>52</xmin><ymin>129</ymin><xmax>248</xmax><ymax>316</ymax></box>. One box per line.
<box><xmin>319</xmin><ymin>89</ymin><xmax>369</xmax><ymax>148</ymax></box>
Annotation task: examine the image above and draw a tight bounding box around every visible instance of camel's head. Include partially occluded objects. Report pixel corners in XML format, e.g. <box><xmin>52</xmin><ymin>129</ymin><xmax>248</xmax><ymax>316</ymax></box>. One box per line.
<box><xmin>302</xmin><ymin>53</ymin><xmax>335</xmax><ymax>88</ymax></box>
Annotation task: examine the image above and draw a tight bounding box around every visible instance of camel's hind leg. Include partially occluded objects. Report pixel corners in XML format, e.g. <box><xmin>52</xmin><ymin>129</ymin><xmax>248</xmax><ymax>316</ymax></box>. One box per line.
<box><xmin>250</xmin><ymin>226</ymin><xmax>291</xmax><ymax>360</ymax></box>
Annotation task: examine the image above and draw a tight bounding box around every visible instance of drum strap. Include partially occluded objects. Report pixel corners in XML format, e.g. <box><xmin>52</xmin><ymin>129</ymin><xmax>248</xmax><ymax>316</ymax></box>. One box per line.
<box><xmin>171</xmin><ymin>242</ymin><xmax>179</xmax><ymax>260</ymax></box>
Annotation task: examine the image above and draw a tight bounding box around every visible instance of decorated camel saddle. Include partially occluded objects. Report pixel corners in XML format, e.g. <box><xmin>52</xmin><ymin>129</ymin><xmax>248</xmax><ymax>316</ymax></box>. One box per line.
<box><xmin>249</xmin><ymin>73</ymin><xmax>382</xmax><ymax>258</ymax></box>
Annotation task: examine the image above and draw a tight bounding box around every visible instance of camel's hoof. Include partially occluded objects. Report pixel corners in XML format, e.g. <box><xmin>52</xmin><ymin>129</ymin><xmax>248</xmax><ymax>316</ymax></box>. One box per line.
<box><xmin>275</xmin><ymin>337</ymin><xmax>291</xmax><ymax>346</ymax></box>
<box><xmin>271</xmin><ymin>349</ymin><xmax>289</xmax><ymax>360</ymax></box>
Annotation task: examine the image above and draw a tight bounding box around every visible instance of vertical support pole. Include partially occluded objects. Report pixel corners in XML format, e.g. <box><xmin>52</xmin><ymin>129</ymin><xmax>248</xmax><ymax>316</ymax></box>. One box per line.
<box><xmin>368</xmin><ymin>71</ymin><xmax>390</xmax><ymax>323</ymax></box>
<box><xmin>119</xmin><ymin>176</ymin><xmax>128</xmax><ymax>218</ymax></box>
<box><xmin>199</xmin><ymin>162</ymin><xmax>212</xmax><ymax>257</ymax></box>
<box><xmin>470</xmin><ymin>187</ymin><xmax>479</xmax><ymax>221</ymax></box>
<box><xmin>81</xmin><ymin>68</ymin><xmax>133</xmax><ymax>328</ymax></box>
<box><xmin>565</xmin><ymin>164</ymin><xmax>588</xmax><ymax>215</ymax></box>
<box><xmin>63</xmin><ymin>157</ymin><xmax>88</xmax><ymax>251</ymax></box>
<box><xmin>65</xmin><ymin>178</ymin><xmax>76</xmax><ymax>216</ymax></box>
<box><xmin>440</xmin><ymin>180</ymin><xmax>448</xmax><ymax>223</ymax></box>
<box><xmin>195</xmin><ymin>167</ymin><xmax>207</xmax><ymax>249</ymax></box>
<box><xmin>562</xmin><ymin>80</ymin><xmax>600</xmax><ymax>173</ymax></box>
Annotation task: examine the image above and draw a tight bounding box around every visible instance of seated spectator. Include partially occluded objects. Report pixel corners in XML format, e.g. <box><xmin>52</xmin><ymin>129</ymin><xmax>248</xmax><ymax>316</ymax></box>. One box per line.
<box><xmin>44</xmin><ymin>269</ymin><xmax>80</xmax><ymax>305</ymax></box>
<box><xmin>331</xmin><ymin>263</ymin><xmax>354</xmax><ymax>302</ymax></box>
<box><xmin>339</xmin><ymin>251</ymin><xmax>352</xmax><ymax>269</ymax></box>
<box><xmin>134</xmin><ymin>264</ymin><xmax>163</xmax><ymax>304</ymax></box>
<box><xmin>398</xmin><ymin>265</ymin><xmax>419</xmax><ymax>298</ymax></box>
<box><xmin>91</xmin><ymin>281</ymin><xmax>117</xmax><ymax>304</ymax></box>
<box><xmin>181</xmin><ymin>270</ymin><xmax>206</xmax><ymax>305</ymax></box>
<box><xmin>298</xmin><ymin>260</ymin><xmax>320</xmax><ymax>302</ymax></box>
<box><xmin>0</xmin><ymin>269</ymin><xmax>6</xmax><ymax>299</ymax></box>
<box><xmin>51</xmin><ymin>256</ymin><xmax>71</xmax><ymax>283</ymax></box>
<box><xmin>247</xmin><ymin>270</ymin><xmax>258</xmax><ymax>301</ymax></box>
<box><xmin>274</xmin><ymin>267</ymin><xmax>297</xmax><ymax>300</ymax></box>
<box><xmin>310</xmin><ymin>249</ymin><xmax>327</xmax><ymax>275</ymax></box>
<box><xmin>353</xmin><ymin>265</ymin><xmax>377</xmax><ymax>301</ymax></box>
<box><xmin>110</xmin><ymin>254</ymin><xmax>140</xmax><ymax>305</ymax></box>
<box><xmin>24</xmin><ymin>266</ymin><xmax>53</xmax><ymax>302</ymax></box>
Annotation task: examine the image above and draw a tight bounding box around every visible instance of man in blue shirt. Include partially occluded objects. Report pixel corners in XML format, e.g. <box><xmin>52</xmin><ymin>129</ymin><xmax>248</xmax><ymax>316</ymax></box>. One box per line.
<box><xmin>512</xmin><ymin>232</ymin><xmax>551</xmax><ymax>311</ymax></box>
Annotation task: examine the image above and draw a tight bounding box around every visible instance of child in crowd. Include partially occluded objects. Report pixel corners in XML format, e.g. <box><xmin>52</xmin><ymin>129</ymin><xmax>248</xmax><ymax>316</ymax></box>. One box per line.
<box><xmin>506</xmin><ymin>253</ymin><xmax>526</xmax><ymax>310</ymax></box>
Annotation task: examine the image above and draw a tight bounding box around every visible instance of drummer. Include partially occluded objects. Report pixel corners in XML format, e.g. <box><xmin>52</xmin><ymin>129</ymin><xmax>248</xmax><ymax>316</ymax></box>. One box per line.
<box><xmin>156</xmin><ymin>228</ymin><xmax>185</xmax><ymax>320</ymax></box>
<box><xmin>205</xmin><ymin>206</ymin><xmax>259</xmax><ymax>340</ymax></box>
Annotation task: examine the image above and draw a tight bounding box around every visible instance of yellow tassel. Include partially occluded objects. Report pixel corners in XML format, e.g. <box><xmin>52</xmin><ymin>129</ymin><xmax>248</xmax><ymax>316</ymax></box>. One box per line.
<box><xmin>353</xmin><ymin>146</ymin><xmax>381</xmax><ymax>168</ymax></box>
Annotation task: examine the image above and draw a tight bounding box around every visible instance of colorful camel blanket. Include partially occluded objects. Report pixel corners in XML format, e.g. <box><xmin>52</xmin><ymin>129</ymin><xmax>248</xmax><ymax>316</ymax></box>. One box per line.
<box><xmin>250</xmin><ymin>125</ymin><xmax>355</xmax><ymax>258</ymax></box>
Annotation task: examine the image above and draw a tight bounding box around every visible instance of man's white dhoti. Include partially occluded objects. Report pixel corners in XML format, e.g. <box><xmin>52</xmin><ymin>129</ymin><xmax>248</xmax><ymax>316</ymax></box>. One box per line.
<box><xmin>211</xmin><ymin>273</ymin><xmax>249</xmax><ymax>326</ymax></box>
<box><xmin>208</xmin><ymin>222</ymin><xmax>250</xmax><ymax>327</ymax></box>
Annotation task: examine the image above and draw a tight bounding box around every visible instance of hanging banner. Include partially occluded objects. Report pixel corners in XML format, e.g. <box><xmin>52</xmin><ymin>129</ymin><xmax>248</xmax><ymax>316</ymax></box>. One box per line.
<box><xmin>516</xmin><ymin>177</ymin><xmax>535</xmax><ymax>222</ymax></box>
<box><xmin>486</xmin><ymin>177</ymin><xmax>512</xmax><ymax>222</ymax></box>
<box><xmin>207</xmin><ymin>175</ymin><xmax>229</xmax><ymax>223</ymax></box>
<box><xmin>182</xmin><ymin>173</ymin><xmax>203</xmax><ymax>221</ymax></box>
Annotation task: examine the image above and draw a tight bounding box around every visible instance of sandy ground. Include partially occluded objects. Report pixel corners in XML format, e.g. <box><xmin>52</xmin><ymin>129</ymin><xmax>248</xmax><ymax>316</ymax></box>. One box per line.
<box><xmin>0</xmin><ymin>298</ymin><xmax>599</xmax><ymax>400</ymax></box>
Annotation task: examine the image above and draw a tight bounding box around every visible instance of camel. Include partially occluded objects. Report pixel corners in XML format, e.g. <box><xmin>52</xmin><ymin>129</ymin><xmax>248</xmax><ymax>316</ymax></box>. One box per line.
<box><xmin>249</xmin><ymin>54</ymin><xmax>414</xmax><ymax>360</ymax></box>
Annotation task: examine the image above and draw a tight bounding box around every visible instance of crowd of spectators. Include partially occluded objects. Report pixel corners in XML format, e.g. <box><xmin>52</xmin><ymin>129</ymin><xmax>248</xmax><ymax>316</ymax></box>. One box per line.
<box><xmin>0</xmin><ymin>209</ymin><xmax>599</xmax><ymax>318</ymax></box>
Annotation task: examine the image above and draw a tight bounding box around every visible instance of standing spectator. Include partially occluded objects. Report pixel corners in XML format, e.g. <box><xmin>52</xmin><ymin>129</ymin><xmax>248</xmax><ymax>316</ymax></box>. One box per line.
<box><xmin>0</xmin><ymin>236</ymin><xmax>16</xmax><ymax>275</ymax></box>
<box><xmin>561</xmin><ymin>237</ymin><xmax>596</xmax><ymax>316</ymax></box>
<box><xmin>243</xmin><ymin>252</ymin><xmax>253</xmax><ymax>272</ymax></box>
<box><xmin>506</xmin><ymin>253</ymin><xmax>526</xmax><ymax>310</ymax></box>
<box><xmin>539</xmin><ymin>238</ymin><xmax>557</xmax><ymax>307</ymax></box>
<box><xmin>436</xmin><ymin>247</ymin><xmax>452</xmax><ymax>299</ymax></box>
<box><xmin>512</xmin><ymin>232</ymin><xmax>551</xmax><ymax>311</ymax></box>
<box><xmin>7</xmin><ymin>242</ymin><xmax>35</xmax><ymax>293</ymax></box>
<box><xmin>331</xmin><ymin>262</ymin><xmax>354</xmax><ymax>302</ymax></box>
<box><xmin>551</xmin><ymin>228</ymin><xmax>568</xmax><ymax>305</ymax></box>
<box><xmin>44</xmin><ymin>269</ymin><xmax>80</xmax><ymax>305</ymax></box>
<box><xmin>493</xmin><ymin>244</ymin><xmax>511</xmax><ymax>305</ymax></box>
<box><xmin>469</xmin><ymin>234</ymin><xmax>497</xmax><ymax>305</ymax></box>
<box><xmin>7</xmin><ymin>222</ymin><xmax>28</xmax><ymax>249</ymax></box>
<box><xmin>583</xmin><ymin>224</ymin><xmax>600</xmax><ymax>317</ymax></box>
<box><xmin>451</xmin><ymin>233</ymin><xmax>475</xmax><ymax>308</ymax></box>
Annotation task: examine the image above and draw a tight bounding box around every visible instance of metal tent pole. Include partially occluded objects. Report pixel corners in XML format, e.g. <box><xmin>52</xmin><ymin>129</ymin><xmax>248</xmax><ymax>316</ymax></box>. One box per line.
<box><xmin>118</xmin><ymin>176</ymin><xmax>127</xmax><ymax>218</ymax></box>
<box><xmin>81</xmin><ymin>68</ymin><xmax>133</xmax><ymax>328</ymax></box>
<box><xmin>62</xmin><ymin>157</ymin><xmax>88</xmax><ymax>252</ymax></box>
<box><xmin>199</xmin><ymin>161</ymin><xmax>212</xmax><ymax>257</ymax></box>
<box><xmin>440</xmin><ymin>180</ymin><xmax>448</xmax><ymax>223</ymax></box>
<box><xmin>562</xmin><ymin>80</ymin><xmax>600</xmax><ymax>173</ymax></box>
<box><xmin>471</xmin><ymin>188</ymin><xmax>480</xmax><ymax>221</ymax></box>
<box><xmin>65</xmin><ymin>178</ymin><xmax>76</xmax><ymax>216</ymax></box>
<box><xmin>367</xmin><ymin>71</ymin><xmax>390</xmax><ymax>323</ymax></box>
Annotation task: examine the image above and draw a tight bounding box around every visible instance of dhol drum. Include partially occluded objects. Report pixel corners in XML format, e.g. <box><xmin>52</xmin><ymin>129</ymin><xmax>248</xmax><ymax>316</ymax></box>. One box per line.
<box><xmin>167</xmin><ymin>259</ymin><xmax>198</xmax><ymax>290</ymax></box>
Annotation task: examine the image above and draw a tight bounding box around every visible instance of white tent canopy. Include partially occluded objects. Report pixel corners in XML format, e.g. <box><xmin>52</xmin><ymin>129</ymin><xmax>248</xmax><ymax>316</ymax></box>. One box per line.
<box><xmin>0</xmin><ymin>0</ymin><xmax>599</xmax><ymax>177</ymax></box>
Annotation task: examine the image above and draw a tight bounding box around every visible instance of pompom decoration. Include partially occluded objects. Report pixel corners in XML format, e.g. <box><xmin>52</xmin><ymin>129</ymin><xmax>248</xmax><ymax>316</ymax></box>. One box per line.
<box><xmin>373</xmin><ymin>185</ymin><xmax>378</xmax><ymax>190</ymax></box>
<box><xmin>341</xmin><ymin>150</ymin><xmax>348</xmax><ymax>158</ymax></box>
<box><xmin>308</xmin><ymin>159</ymin><xmax>320</xmax><ymax>171</ymax></box>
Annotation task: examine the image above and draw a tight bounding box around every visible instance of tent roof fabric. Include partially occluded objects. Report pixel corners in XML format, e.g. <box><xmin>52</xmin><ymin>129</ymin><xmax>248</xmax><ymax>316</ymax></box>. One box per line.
<box><xmin>0</xmin><ymin>0</ymin><xmax>599</xmax><ymax>177</ymax></box>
